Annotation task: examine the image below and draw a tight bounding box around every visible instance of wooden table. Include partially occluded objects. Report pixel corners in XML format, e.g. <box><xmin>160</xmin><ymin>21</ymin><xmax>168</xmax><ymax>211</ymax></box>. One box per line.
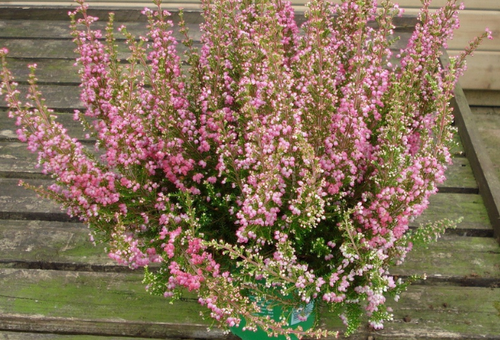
<box><xmin>0</xmin><ymin>5</ymin><xmax>499</xmax><ymax>339</ymax></box>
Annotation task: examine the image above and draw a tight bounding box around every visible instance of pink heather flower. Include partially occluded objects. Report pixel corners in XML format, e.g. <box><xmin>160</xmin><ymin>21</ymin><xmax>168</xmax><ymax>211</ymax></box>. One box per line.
<box><xmin>485</xmin><ymin>28</ymin><xmax>494</xmax><ymax>40</ymax></box>
<box><xmin>1</xmin><ymin>0</ymin><xmax>488</xmax><ymax>337</ymax></box>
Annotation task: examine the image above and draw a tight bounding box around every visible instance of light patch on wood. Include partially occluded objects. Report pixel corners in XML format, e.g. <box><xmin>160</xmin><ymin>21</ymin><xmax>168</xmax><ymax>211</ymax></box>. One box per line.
<box><xmin>0</xmin><ymin>130</ymin><xmax>17</xmax><ymax>139</ymax></box>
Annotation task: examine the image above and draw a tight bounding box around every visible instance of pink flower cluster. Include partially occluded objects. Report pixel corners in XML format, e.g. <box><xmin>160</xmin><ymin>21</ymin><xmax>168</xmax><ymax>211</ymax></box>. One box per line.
<box><xmin>0</xmin><ymin>0</ymin><xmax>491</xmax><ymax>338</ymax></box>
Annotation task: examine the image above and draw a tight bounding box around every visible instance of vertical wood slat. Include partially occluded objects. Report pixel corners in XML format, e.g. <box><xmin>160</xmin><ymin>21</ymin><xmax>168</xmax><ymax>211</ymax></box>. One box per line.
<box><xmin>442</xmin><ymin>51</ymin><xmax>500</xmax><ymax>243</ymax></box>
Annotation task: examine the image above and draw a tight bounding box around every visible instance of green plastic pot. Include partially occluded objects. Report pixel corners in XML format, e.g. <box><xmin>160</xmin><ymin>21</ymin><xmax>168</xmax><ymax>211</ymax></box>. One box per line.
<box><xmin>230</xmin><ymin>297</ymin><xmax>316</xmax><ymax>340</ymax></box>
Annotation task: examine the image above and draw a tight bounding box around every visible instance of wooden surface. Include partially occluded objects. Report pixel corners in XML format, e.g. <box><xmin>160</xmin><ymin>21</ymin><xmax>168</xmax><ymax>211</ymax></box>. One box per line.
<box><xmin>463</xmin><ymin>90</ymin><xmax>500</xmax><ymax>107</ymax></box>
<box><xmin>443</xmin><ymin>50</ymin><xmax>500</xmax><ymax>243</ymax></box>
<box><xmin>0</xmin><ymin>6</ymin><xmax>499</xmax><ymax>340</ymax></box>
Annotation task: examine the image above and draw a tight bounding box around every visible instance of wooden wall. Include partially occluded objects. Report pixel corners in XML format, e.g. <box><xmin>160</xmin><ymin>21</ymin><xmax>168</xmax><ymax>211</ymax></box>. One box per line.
<box><xmin>1</xmin><ymin>0</ymin><xmax>498</xmax><ymax>92</ymax></box>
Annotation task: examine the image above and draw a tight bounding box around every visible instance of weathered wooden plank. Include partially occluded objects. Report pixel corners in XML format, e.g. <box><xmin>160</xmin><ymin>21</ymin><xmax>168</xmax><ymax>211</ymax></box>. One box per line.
<box><xmin>0</xmin><ymin>268</ymin><xmax>233</xmax><ymax>339</ymax></box>
<box><xmin>470</xmin><ymin>106</ymin><xmax>500</xmax><ymax>115</ymax></box>
<box><xmin>0</xmin><ymin>176</ymin><xmax>491</xmax><ymax>229</ymax></box>
<box><xmin>414</xmin><ymin>192</ymin><xmax>491</xmax><ymax>233</ymax></box>
<box><xmin>2</xmin><ymin>59</ymin><xmax>80</xmax><ymax>84</ymax></box>
<box><xmin>0</xmin><ymin>4</ymin><xmax>417</xmax><ymax>26</ymax></box>
<box><xmin>391</xmin><ymin>234</ymin><xmax>500</xmax><ymax>285</ymax></box>
<box><xmin>335</xmin><ymin>286</ymin><xmax>500</xmax><ymax>339</ymax></box>
<box><xmin>0</xmin><ymin>14</ymin><xmax>416</xmax><ymax>41</ymax></box>
<box><xmin>0</xmin><ymin>139</ymin><xmax>478</xmax><ymax>191</ymax></box>
<box><xmin>0</xmin><ymin>6</ymin><xmax>204</xmax><ymax>21</ymax></box>
<box><xmin>3</xmin><ymin>58</ymin><xmax>183</xmax><ymax>84</ymax></box>
<box><xmin>1</xmin><ymin>218</ymin><xmax>498</xmax><ymax>285</ymax></box>
<box><xmin>0</xmin><ymin>38</ymin><xmax>205</xmax><ymax>62</ymax></box>
<box><xmin>0</xmin><ymin>19</ymin><xmax>75</xmax><ymax>39</ymax></box>
<box><xmin>0</xmin><ymin>33</ymin><xmax>415</xmax><ymax>64</ymax></box>
<box><xmin>375</xmin><ymin>285</ymin><xmax>500</xmax><ymax>340</ymax></box>
<box><xmin>0</xmin><ymin>19</ymin><xmax>204</xmax><ymax>41</ymax></box>
<box><xmin>0</xmin><ymin>84</ymin><xmax>82</xmax><ymax>111</ymax></box>
<box><xmin>0</xmin><ymin>111</ymin><xmax>88</xmax><ymax>141</ymax></box>
<box><xmin>443</xmin><ymin>51</ymin><xmax>500</xmax><ymax>243</ymax></box>
<box><xmin>0</xmin><ymin>314</ymin><xmax>234</xmax><ymax>339</ymax></box>
<box><xmin>326</xmin><ymin>284</ymin><xmax>500</xmax><ymax>339</ymax></box>
<box><xmin>0</xmin><ymin>332</ymin><xmax>164</xmax><ymax>340</ymax></box>
<box><xmin>464</xmin><ymin>90</ymin><xmax>500</xmax><ymax>107</ymax></box>
<box><xmin>440</xmin><ymin>156</ymin><xmax>477</xmax><ymax>192</ymax></box>
<box><xmin>0</xmin><ymin>315</ymin><xmax>236</xmax><ymax>340</ymax></box>
<box><xmin>0</xmin><ymin>141</ymin><xmax>49</xmax><ymax>177</ymax></box>
<box><xmin>0</xmin><ymin>219</ymin><xmax>116</xmax><ymax>269</ymax></box>
<box><xmin>0</xmin><ymin>38</ymin><xmax>136</xmax><ymax>59</ymax></box>
<box><xmin>3</xmin><ymin>2</ymin><xmax>499</xmax><ymax>54</ymax></box>
<box><xmin>0</xmin><ymin>268</ymin><xmax>499</xmax><ymax>339</ymax></box>
<box><xmin>470</xmin><ymin>106</ymin><xmax>500</xmax><ymax>182</ymax></box>
<box><xmin>0</xmin><ymin>8</ymin><xmax>482</xmax><ymax>52</ymax></box>
<box><xmin>0</xmin><ymin>178</ymin><xmax>75</xmax><ymax>221</ymax></box>
<box><xmin>0</xmin><ymin>39</ymin><xmax>78</xmax><ymax>59</ymax></box>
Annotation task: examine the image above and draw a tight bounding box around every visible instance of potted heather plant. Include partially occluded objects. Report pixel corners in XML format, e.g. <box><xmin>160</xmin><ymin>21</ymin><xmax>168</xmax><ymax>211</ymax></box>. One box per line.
<box><xmin>0</xmin><ymin>0</ymin><xmax>492</xmax><ymax>338</ymax></box>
